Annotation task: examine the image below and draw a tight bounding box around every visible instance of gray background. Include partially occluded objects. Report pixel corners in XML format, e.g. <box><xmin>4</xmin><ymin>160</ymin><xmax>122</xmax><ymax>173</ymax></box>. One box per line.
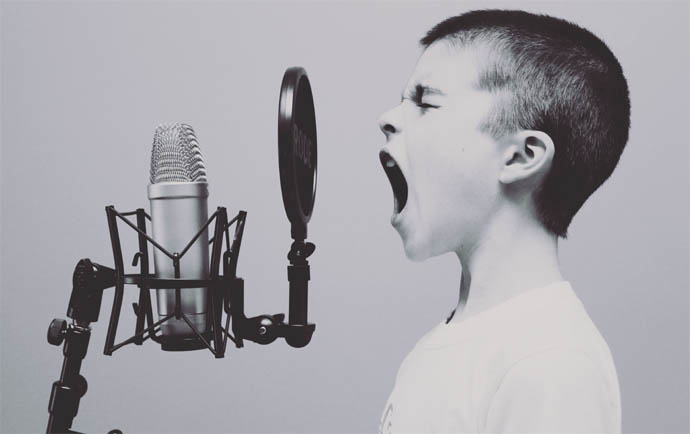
<box><xmin>1</xmin><ymin>1</ymin><xmax>688</xmax><ymax>433</ymax></box>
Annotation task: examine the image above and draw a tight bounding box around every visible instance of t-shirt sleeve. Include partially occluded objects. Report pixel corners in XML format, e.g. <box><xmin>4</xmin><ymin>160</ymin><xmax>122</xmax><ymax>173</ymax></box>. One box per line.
<box><xmin>483</xmin><ymin>349</ymin><xmax>618</xmax><ymax>433</ymax></box>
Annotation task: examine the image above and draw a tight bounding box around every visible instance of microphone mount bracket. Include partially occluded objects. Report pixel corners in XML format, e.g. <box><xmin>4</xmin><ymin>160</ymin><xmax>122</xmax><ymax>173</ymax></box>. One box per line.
<box><xmin>46</xmin><ymin>204</ymin><xmax>316</xmax><ymax>433</ymax></box>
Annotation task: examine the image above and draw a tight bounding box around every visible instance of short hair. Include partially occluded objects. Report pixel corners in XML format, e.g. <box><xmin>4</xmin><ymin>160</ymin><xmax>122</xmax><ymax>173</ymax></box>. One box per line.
<box><xmin>421</xmin><ymin>10</ymin><xmax>631</xmax><ymax>238</ymax></box>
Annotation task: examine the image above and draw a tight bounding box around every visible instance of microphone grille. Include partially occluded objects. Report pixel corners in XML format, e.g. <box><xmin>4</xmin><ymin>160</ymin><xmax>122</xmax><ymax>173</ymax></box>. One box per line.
<box><xmin>150</xmin><ymin>123</ymin><xmax>208</xmax><ymax>183</ymax></box>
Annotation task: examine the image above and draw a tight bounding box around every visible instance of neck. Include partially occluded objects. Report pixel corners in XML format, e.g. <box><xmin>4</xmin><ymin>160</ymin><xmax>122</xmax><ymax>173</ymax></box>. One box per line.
<box><xmin>448</xmin><ymin>209</ymin><xmax>563</xmax><ymax>324</ymax></box>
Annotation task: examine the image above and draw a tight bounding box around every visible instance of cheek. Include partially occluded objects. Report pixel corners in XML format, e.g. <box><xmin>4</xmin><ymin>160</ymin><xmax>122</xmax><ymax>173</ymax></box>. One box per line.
<box><xmin>455</xmin><ymin>149</ymin><xmax>499</xmax><ymax>206</ymax></box>
<box><xmin>410</xmin><ymin>132</ymin><xmax>478</xmax><ymax>193</ymax></box>
<box><xmin>405</xmin><ymin>112</ymin><xmax>499</xmax><ymax>205</ymax></box>
<box><xmin>406</xmin><ymin>125</ymin><xmax>463</xmax><ymax>180</ymax></box>
<box><xmin>427</xmin><ymin>139</ymin><xmax>499</xmax><ymax>220</ymax></box>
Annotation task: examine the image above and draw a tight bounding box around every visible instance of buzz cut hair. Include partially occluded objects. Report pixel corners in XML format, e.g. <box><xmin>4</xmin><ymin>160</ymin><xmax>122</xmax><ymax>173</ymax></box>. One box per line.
<box><xmin>421</xmin><ymin>9</ymin><xmax>631</xmax><ymax>238</ymax></box>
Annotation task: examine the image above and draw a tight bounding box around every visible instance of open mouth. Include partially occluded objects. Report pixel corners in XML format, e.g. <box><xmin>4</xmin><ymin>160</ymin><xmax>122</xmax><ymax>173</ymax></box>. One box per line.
<box><xmin>379</xmin><ymin>150</ymin><xmax>408</xmax><ymax>214</ymax></box>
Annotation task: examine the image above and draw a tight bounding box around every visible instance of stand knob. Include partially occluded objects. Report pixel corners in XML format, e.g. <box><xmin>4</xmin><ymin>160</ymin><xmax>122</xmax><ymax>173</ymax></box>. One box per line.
<box><xmin>47</xmin><ymin>319</ymin><xmax>67</xmax><ymax>346</ymax></box>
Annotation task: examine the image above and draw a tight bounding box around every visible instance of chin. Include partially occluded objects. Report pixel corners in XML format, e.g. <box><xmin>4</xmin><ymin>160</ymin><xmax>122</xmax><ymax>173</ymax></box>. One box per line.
<box><xmin>401</xmin><ymin>236</ymin><xmax>434</xmax><ymax>262</ymax></box>
<box><xmin>401</xmin><ymin>227</ymin><xmax>462</xmax><ymax>262</ymax></box>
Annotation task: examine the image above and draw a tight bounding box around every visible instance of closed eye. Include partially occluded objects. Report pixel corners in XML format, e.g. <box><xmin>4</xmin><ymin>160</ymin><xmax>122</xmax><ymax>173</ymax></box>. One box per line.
<box><xmin>401</xmin><ymin>95</ymin><xmax>439</xmax><ymax>112</ymax></box>
<box><xmin>416</xmin><ymin>102</ymin><xmax>438</xmax><ymax>110</ymax></box>
<box><xmin>402</xmin><ymin>85</ymin><xmax>440</xmax><ymax>112</ymax></box>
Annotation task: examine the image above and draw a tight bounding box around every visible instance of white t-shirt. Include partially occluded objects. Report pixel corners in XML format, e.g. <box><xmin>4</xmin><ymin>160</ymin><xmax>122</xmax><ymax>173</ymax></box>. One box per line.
<box><xmin>379</xmin><ymin>281</ymin><xmax>621</xmax><ymax>433</ymax></box>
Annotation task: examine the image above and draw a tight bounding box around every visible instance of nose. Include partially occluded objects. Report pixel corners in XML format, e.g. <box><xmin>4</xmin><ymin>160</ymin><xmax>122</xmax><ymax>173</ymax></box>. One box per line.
<box><xmin>378</xmin><ymin>106</ymin><xmax>400</xmax><ymax>139</ymax></box>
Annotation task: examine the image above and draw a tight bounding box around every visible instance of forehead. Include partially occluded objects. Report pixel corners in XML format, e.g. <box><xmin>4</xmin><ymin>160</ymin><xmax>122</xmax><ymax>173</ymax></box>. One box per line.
<box><xmin>406</xmin><ymin>40</ymin><xmax>481</xmax><ymax>94</ymax></box>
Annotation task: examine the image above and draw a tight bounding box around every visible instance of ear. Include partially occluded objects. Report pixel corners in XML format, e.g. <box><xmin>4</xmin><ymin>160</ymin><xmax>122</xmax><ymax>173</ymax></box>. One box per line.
<box><xmin>499</xmin><ymin>130</ymin><xmax>555</xmax><ymax>185</ymax></box>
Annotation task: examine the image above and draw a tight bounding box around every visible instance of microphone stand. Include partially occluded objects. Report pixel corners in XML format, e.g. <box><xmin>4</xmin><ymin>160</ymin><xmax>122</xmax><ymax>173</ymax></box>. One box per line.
<box><xmin>45</xmin><ymin>206</ymin><xmax>315</xmax><ymax>433</ymax></box>
<box><xmin>46</xmin><ymin>259</ymin><xmax>117</xmax><ymax>434</ymax></box>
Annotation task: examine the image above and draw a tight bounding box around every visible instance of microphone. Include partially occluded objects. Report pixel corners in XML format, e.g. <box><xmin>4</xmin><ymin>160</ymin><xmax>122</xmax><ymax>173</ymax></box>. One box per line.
<box><xmin>148</xmin><ymin>123</ymin><xmax>209</xmax><ymax>342</ymax></box>
<box><xmin>45</xmin><ymin>68</ymin><xmax>319</xmax><ymax>434</ymax></box>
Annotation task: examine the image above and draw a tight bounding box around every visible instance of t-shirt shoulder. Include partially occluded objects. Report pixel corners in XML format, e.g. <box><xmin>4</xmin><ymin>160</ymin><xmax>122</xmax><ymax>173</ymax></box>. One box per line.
<box><xmin>483</xmin><ymin>348</ymin><xmax>619</xmax><ymax>433</ymax></box>
<box><xmin>379</xmin><ymin>281</ymin><xmax>621</xmax><ymax>434</ymax></box>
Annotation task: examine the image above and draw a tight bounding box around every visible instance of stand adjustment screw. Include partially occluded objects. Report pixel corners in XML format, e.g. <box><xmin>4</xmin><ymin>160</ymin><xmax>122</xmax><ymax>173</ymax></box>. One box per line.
<box><xmin>47</xmin><ymin>318</ymin><xmax>67</xmax><ymax>346</ymax></box>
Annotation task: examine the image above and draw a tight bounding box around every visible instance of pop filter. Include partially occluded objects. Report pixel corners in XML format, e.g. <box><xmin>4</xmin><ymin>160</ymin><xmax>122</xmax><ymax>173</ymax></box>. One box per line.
<box><xmin>278</xmin><ymin>67</ymin><xmax>317</xmax><ymax>241</ymax></box>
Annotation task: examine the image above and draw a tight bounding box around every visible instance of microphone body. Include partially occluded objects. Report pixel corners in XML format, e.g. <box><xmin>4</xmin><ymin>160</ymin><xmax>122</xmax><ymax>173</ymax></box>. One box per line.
<box><xmin>148</xmin><ymin>182</ymin><xmax>209</xmax><ymax>336</ymax></box>
<box><xmin>148</xmin><ymin>123</ymin><xmax>210</xmax><ymax>339</ymax></box>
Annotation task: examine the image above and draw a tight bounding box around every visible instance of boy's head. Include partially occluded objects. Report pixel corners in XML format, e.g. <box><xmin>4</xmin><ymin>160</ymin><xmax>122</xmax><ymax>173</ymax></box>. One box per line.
<box><xmin>379</xmin><ymin>9</ymin><xmax>630</xmax><ymax>260</ymax></box>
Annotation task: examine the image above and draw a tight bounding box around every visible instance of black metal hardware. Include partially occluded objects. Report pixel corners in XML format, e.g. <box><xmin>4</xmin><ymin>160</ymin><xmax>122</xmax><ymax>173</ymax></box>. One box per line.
<box><xmin>46</xmin><ymin>322</ymin><xmax>92</xmax><ymax>434</ymax></box>
<box><xmin>46</xmin><ymin>205</ymin><xmax>316</xmax><ymax>433</ymax></box>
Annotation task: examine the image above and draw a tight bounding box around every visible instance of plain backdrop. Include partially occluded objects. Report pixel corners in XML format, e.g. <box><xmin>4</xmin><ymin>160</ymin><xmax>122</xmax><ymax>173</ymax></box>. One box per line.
<box><xmin>1</xmin><ymin>1</ymin><xmax>688</xmax><ymax>433</ymax></box>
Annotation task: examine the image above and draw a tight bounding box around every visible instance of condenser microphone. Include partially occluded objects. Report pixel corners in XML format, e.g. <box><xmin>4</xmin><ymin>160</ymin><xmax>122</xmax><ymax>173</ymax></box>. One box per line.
<box><xmin>148</xmin><ymin>123</ymin><xmax>210</xmax><ymax>342</ymax></box>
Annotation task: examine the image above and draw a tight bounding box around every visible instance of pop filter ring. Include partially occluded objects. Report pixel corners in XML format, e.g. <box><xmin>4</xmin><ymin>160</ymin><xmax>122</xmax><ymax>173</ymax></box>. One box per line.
<box><xmin>278</xmin><ymin>67</ymin><xmax>317</xmax><ymax>241</ymax></box>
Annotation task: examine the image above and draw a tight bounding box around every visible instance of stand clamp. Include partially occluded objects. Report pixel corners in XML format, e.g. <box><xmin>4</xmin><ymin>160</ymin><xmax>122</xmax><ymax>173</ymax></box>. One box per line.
<box><xmin>225</xmin><ymin>240</ymin><xmax>316</xmax><ymax>348</ymax></box>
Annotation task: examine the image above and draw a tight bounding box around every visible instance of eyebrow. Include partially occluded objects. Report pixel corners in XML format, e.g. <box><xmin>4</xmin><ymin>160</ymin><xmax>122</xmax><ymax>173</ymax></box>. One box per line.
<box><xmin>401</xmin><ymin>83</ymin><xmax>446</xmax><ymax>102</ymax></box>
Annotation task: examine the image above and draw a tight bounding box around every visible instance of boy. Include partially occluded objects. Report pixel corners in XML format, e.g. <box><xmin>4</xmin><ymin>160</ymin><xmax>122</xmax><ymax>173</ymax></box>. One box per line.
<box><xmin>378</xmin><ymin>10</ymin><xmax>629</xmax><ymax>433</ymax></box>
